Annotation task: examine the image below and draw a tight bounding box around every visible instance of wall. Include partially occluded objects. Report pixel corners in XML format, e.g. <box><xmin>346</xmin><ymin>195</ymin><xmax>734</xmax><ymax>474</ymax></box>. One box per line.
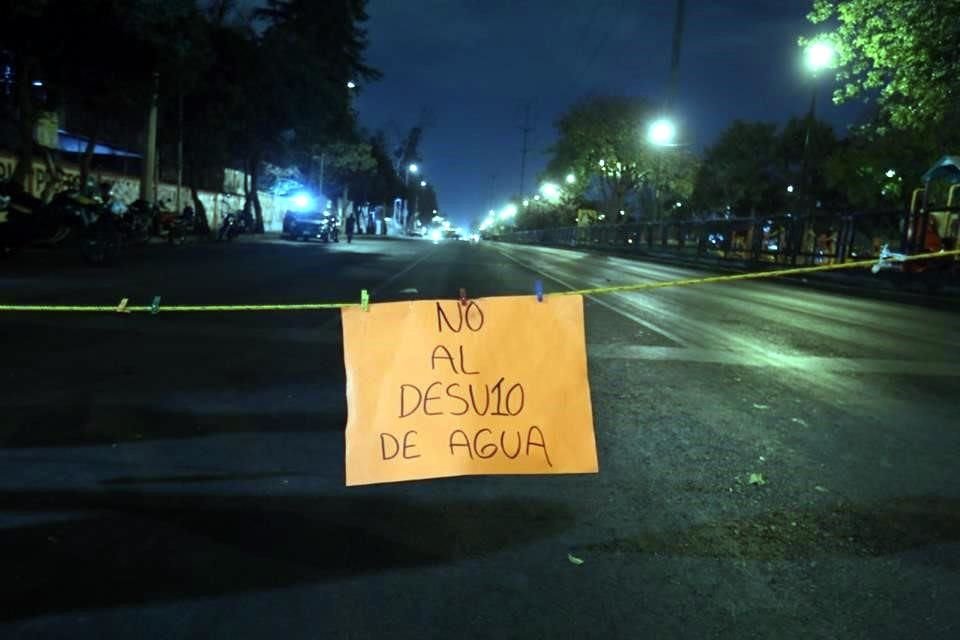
<box><xmin>0</xmin><ymin>152</ymin><xmax>287</xmax><ymax>231</ymax></box>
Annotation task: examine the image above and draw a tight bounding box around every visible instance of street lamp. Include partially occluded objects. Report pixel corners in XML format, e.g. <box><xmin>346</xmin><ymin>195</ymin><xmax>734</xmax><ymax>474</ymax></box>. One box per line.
<box><xmin>799</xmin><ymin>39</ymin><xmax>836</xmax><ymax>227</ymax></box>
<box><xmin>402</xmin><ymin>163</ymin><xmax>421</xmax><ymax>231</ymax></box>
<box><xmin>346</xmin><ymin>80</ymin><xmax>356</xmax><ymax>89</ymax></box>
<box><xmin>647</xmin><ymin>117</ymin><xmax>677</xmax><ymax>146</ymax></box>
<box><xmin>565</xmin><ymin>173</ymin><xmax>576</xmax><ymax>185</ymax></box>
<box><xmin>804</xmin><ymin>41</ymin><xmax>835</xmax><ymax>74</ymax></box>
<box><xmin>540</xmin><ymin>182</ymin><xmax>561</xmax><ymax>202</ymax></box>
<box><xmin>420</xmin><ymin>180</ymin><xmax>427</xmax><ymax>188</ymax></box>
<box><xmin>646</xmin><ymin>117</ymin><xmax>678</xmax><ymax>222</ymax></box>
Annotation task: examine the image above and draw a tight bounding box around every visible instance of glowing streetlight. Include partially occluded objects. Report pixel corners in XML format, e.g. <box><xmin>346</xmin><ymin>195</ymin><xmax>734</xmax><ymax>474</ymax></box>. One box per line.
<box><xmin>539</xmin><ymin>182</ymin><xmax>561</xmax><ymax>202</ymax></box>
<box><xmin>346</xmin><ymin>80</ymin><xmax>356</xmax><ymax>89</ymax></box>
<box><xmin>787</xmin><ymin>185</ymin><xmax>795</xmax><ymax>193</ymax></box>
<box><xmin>885</xmin><ymin>169</ymin><xmax>897</xmax><ymax>178</ymax></box>
<box><xmin>647</xmin><ymin>118</ymin><xmax>677</xmax><ymax>146</ymax></box>
<box><xmin>408</xmin><ymin>163</ymin><xmax>419</xmax><ymax>174</ymax></box>
<box><xmin>804</xmin><ymin>40</ymin><xmax>836</xmax><ymax>74</ymax></box>
<box><xmin>499</xmin><ymin>203</ymin><xmax>518</xmax><ymax>221</ymax></box>
<box><xmin>533</xmin><ymin>194</ymin><xmax>541</xmax><ymax>201</ymax></box>
<box><xmin>522</xmin><ymin>199</ymin><xmax>530</xmax><ymax>207</ymax></box>
<box><xmin>565</xmin><ymin>173</ymin><xmax>576</xmax><ymax>185</ymax></box>
<box><xmin>420</xmin><ymin>180</ymin><xmax>427</xmax><ymax>187</ymax></box>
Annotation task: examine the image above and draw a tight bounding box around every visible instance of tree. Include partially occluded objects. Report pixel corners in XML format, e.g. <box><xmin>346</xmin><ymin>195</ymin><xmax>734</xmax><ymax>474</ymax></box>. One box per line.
<box><xmin>823</xmin><ymin>124</ymin><xmax>936</xmax><ymax>210</ymax></box>
<box><xmin>414</xmin><ymin>184</ymin><xmax>439</xmax><ymax>225</ymax></box>
<box><xmin>243</xmin><ymin>0</ymin><xmax>379</xmax><ymax>231</ymax></box>
<box><xmin>0</xmin><ymin>0</ymin><xmax>51</xmax><ymax>188</ymax></box>
<box><xmin>324</xmin><ymin>141</ymin><xmax>377</xmax><ymax>204</ymax></box>
<box><xmin>805</xmin><ymin>0</ymin><xmax>960</xmax><ymax>140</ymax></box>
<box><xmin>544</xmin><ymin>95</ymin><xmax>698</xmax><ymax>223</ymax></box>
<box><xmin>691</xmin><ymin>121</ymin><xmax>783</xmax><ymax>216</ymax></box>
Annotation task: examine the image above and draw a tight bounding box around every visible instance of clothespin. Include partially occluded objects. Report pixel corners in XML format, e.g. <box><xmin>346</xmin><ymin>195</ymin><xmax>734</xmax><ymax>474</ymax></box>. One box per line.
<box><xmin>150</xmin><ymin>295</ymin><xmax>161</xmax><ymax>315</ymax></box>
<box><xmin>534</xmin><ymin>279</ymin><xmax>544</xmax><ymax>302</ymax></box>
<box><xmin>871</xmin><ymin>244</ymin><xmax>908</xmax><ymax>274</ymax></box>
<box><xmin>116</xmin><ymin>297</ymin><xmax>130</xmax><ymax>314</ymax></box>
<box><xmin>360</xmin><ymin>289</ymin><xmax>370</xmax><ymax>312</ymax></box>
<box><xmin>459</xmin><ymin>287</ymin><xmax>468</xmax><ymax>306</ymax></box>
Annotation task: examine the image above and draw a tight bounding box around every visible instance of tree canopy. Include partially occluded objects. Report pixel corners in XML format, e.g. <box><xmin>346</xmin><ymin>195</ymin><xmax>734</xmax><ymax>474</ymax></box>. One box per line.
<box><xmin>0</xmin><ymin>0</ymin><xmax>384</xmax><ymax>224</ymax></box>
<box><xmin>541</xmin><ymin>95</ymin><xmax>698</xmax><ymax>223</ymax></box>
<box><xmin>805</xmin><ymin>0</ymin><xmax>960</xmax><ymax>138</ymax></box>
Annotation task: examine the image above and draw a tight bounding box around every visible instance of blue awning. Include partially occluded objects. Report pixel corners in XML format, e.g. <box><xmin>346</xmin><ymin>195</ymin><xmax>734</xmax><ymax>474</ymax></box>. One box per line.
<box><xmin>57</xmin><ymin>130</ymin><xmax>141</xmax><ymax>158</ymax></box>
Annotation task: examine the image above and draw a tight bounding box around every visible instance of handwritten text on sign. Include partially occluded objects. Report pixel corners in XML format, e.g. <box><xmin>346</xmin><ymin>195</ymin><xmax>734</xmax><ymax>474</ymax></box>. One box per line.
<box><xmin>340</xmin><ymin>294</ymin><xmax>597</xmax><ymax>486</ymax></box>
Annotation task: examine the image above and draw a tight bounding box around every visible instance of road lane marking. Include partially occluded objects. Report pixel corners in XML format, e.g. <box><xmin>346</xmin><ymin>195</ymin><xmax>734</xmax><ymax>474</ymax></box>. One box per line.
<box><xmin>589</xmin><ymin>344</ymin><xmax>960</xmax><ymax>376</ymax></box>
<box><xmin>495</xmin><ymin>246</ymin><xmax>691</xmax><ymax>347</ymax></box>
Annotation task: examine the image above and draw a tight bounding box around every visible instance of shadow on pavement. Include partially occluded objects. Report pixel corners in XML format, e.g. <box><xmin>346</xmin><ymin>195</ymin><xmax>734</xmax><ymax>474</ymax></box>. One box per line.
<box><xmin>581</xmin><ymin>495</ymin><xmax>960</xmax><ymax>565</ymax></box>
<box><xmin>0</xmin><ymin>489</ymin><xmax>575</xmax><ymax>621</ymax></box>
<box><xmin>100</xmin><ymin>471</ymin><xmax>308</xmax><ymax>485</ymax></box>
<box><xmin>1</xmin><ymin>405</ymin><xmax>346</xmax><ymax>448</ymax></box>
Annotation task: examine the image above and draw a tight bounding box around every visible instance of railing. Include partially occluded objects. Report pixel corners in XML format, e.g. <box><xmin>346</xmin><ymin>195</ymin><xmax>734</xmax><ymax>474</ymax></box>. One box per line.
<box><xmin>493</xmin><ymin>210</ymin><xmax>944</xmax><ymax>268</ymax></box>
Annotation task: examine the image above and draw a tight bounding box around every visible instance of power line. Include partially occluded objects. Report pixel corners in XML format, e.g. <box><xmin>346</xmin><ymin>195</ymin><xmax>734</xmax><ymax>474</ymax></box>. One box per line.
<box><xmin>571</xmin><ymin>0</ymin><xmax>628</xmax><ymax>96</ymax></box>
<box><xmin>519</xmin><ymin>103</ymin><xmax>532</xmax><ymax>196</ymax></box>
<box><xmin>666</xmin><ymin>0</ymin><xmax>687</xmax><ymax>109</ymax></box>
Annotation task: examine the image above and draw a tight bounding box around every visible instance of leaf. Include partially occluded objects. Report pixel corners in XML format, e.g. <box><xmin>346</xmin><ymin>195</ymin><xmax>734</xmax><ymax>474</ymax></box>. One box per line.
<box><xmin>748</xmin><ymin>473</ymin><xmax>767</xmax><ymax>486</ymax></box>
<box><xmin>567</xmin><ymin>553</ymin><xmax>584</xmax><ymax>565</ymax></box>
<box><xmin>752</xmin><ymin>403</ymin><xmax>769</xmax><ymax>410</ymax></box>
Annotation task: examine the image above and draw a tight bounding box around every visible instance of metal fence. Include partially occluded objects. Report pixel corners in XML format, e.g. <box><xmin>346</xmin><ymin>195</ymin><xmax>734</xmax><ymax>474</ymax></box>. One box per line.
<box><xmin>495</xmin><ymin>210</ymin><xmax>920</xmax><ymax>267</ymax></box>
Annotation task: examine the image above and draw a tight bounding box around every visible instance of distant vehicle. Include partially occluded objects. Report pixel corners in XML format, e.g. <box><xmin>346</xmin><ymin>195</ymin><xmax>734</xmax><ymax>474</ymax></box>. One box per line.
<box><xmin>283</xmin><ymin>210</ymin><xmax>339</xmax><ymax>242</ymax></box>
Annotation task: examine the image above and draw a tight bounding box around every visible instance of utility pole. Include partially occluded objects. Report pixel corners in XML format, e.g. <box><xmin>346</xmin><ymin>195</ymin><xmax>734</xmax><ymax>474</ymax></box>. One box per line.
<box><xmin>667</xmin><ymin>0</ymin><xmax>686</xmax><ymax>109</ymax></box>
<box><xmin>141</xmin><ymin>71</ymin><xmax>159</xmax><ymax>204</ymax></box>
<box><xmin>175</xmin><ymin>81</ymin><xmax>183</xmax><ymax>214</ymax></box>
<box><xmin>519</xmin><ymin>103</ymin><xmax>532</xmax><ymax>196</ymax></box>
<box><xmin>318</xmin><ymin>151</ymin><xmax>326</xmax><ymax>202</ymax></box>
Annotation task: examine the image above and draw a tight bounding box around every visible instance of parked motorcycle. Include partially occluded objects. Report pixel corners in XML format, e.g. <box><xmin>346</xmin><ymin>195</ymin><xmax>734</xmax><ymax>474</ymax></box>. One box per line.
<box><xmin>156</xmin><ymin>206</ymin><xmax>195</xmax><ymax>245</ymax></box>
<box><xmin>119</xmin><ymin>199</ymin><xmax>156</xmax><ymax>245</ymax></box>
<box><xmin>45</xmin><ymin>187</ymin><xmax>120</xmax><ymax>265</ymax></box>
<box><xmin>0</xmin><ymin>186</ymin><xmax>36</xmax><ymax>258</ymax></box>
<box><xmin>319</xmin><ymin>213</ymin><xmax>340</xmax><ymax>243</ymax></box>
<box><xmin>217</xmin><ymin>210</ymin><xmax>246</xmax><ymax>242</ymax></box>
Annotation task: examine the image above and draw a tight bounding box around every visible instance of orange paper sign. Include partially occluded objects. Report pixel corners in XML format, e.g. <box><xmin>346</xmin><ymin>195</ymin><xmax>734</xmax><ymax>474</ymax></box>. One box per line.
<box><xmin>341</xmin><ymin>294</ymin><xmax>597</xmax><ymax>486</ymax></box>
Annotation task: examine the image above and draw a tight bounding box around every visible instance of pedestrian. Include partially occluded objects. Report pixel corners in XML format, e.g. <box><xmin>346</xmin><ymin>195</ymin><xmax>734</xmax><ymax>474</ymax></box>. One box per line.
<box><xmin>346</xmin><ymin>212</ymin><xmax>356</xmax><ymax>243</ymax></box>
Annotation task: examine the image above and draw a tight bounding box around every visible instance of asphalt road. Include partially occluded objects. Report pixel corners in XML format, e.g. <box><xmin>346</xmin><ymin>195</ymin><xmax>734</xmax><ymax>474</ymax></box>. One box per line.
<box><xmin>1</xmin><ymin>236</ymin><xmax>959</xmax><ymax>639</ymax></box>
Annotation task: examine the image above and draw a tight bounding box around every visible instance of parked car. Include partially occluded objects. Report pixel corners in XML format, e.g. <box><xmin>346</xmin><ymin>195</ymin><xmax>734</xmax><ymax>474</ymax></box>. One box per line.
<box><xmin>282</xmin><ymin>210</ymin><xmax>339</xmax><ymax>242</ymax></box>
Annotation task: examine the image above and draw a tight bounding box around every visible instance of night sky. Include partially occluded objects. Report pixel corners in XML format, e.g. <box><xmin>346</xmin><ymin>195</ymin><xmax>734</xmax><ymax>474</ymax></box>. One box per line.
<box><xmin>354</xmin><ymin>0</ymin><xmax>865</xmax><ymax>228</ymax></box>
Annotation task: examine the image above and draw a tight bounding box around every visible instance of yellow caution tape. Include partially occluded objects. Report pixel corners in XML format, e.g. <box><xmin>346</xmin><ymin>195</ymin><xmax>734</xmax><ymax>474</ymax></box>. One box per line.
<box><xmin>0</xmin><ymin>303</ymin><xmax>360</xmax><ymax>313</ymax></box>
<box><xmin>557</xmin><ymin>248</ymin><xmax>960</xmax><ymax>297</ymax></box>
<box><xmin>0</xmin><ymin>251</ymin><xmax>956</xmax><ymax>313</ymax></box>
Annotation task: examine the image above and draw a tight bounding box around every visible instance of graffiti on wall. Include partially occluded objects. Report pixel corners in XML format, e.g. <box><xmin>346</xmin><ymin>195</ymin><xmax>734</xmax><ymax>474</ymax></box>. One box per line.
<box><xmin>0</xmin><ymin>152</ymin><xmax>287</xmax><ymax>231</ymax></box>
